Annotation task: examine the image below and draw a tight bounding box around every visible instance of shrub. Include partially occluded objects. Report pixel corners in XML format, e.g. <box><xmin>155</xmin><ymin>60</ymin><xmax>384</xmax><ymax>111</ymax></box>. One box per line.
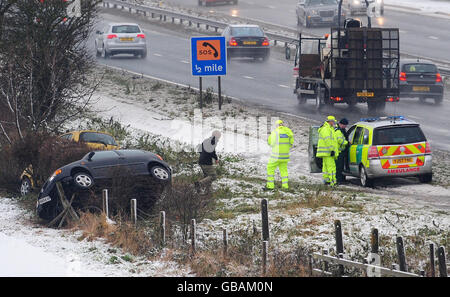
<box><xmin>154</xmin><ymin>178</ymin><xmax>215</xmax><ymax>239</ymax></box>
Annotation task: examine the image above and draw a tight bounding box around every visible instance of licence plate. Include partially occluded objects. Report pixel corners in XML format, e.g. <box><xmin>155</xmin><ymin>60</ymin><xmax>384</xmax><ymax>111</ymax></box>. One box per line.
<box><xmin>120</xmin><ymin>37</ymin><xmax>134</xmax><ymax>42</ymax></box>
<box><xmin>413</xmin><ymin>86</ymin><xmax>430</xmax><ymax>92</ymax></box>
<box><xmin>243</xmin><ymin>41</ymin><xmax>257</xmax><ymax>45</ymax></box>
<box><xmin>322</xmin><ymin>17</ymin><xmax>333</xmax><ymax>22</ymax></box>
<box><xmin>38</xmin><ymin>196</ymin><xmax>51</xmax><ymax>205</ymax></box>
<box><xmin>393</xmin><ymin>158</ymin><xmax>413</xmax><ymax>165</ymax></box>
<box><xmin>357</xmin><ymin>92</ymin><xmax>374</xmax><ymax>97</ymax></box>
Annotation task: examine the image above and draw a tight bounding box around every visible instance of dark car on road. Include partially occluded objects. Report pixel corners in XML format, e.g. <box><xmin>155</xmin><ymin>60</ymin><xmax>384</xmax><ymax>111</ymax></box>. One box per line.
<box><xmin>198</xmin><ymin>0</ymin><xmax>238</xmax><ymax>6</ymax></box>
<box><xmin>399</xmin><ymin>59</ymin><xmax>444</xmax><ymax>104</ymax></box>
<box><xmin>296</xmin><ymin>0</ymin><xmax>344</xmax><ymax>28</ymax></box>
<box><xmin>36</xmin><ymin>150</ymin><xmax>172</xmax><ymax>221</ymax></box>
<box><xmin>222</xmin><ymin>24</ymin><xmax>270</xmax><ymax>61</ymax></box>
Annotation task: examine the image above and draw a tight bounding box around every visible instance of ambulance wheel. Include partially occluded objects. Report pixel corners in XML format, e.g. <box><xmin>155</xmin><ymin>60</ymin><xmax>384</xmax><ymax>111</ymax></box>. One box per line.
<box><xmin>359</xmin><ymin>165</ymin><xmax>373</xmax><ymax>188</ymax></box>
<box><xmin>419</xmin><ymin>173</ymin><xmax>432</xmax><ymax>183</ymax></box>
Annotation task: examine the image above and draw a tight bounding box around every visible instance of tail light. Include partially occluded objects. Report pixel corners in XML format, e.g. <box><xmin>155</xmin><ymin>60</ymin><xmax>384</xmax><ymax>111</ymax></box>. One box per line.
<box><xmin>137</xmin><ymin>34</ymin><xmax>145</xmax><ymax>39</ymax></box>
<box><xmin>368</xmin><ymin>146</ymin><xmax>379</xmax><ymax>159</ymax></box>
<box><xmin>229</xmin><ymin>37</ymin><xmax>238</xmax><ymax>46</ymax></box>
<box><xmin>330</xmin><ymin>96</ymin><xmax>343</xmax><ymax>102</ymax></box>
<box><xmin>156</xmin><ymin>154</ymin><xmax>163</xmax><ymax>161</ymax></box>
<box><xmin>262</xmin><ymin>37</ymin><xmax>270</xmax><ymax>46</ymax></box>
<box><xmin>425</xmin><ymin>142</ymin><xmax>431</xmax><ymax>154</ymax></box>
<box><xmin>399</xmin><ymin>72</ymin><xmax>407</xmax><ymax>81</ymax></box>
<box><xmin>386</xmin><ymin>96</ymin><xmax>399</xmax><ymax>102</ymax></box>
<box><xmin>107</xmin><ymin>34</ymin><xmax>117</xmax><ymax>39</ymax></box>
<box><xmin>293</xmin><ymin>67</ymin><xmax>299</xmax><ymax>77</ymax></box>
<box><xmin>436</xmin><ymin>73</ymin><xmax>442</xmax><ymax>83</ymax></box>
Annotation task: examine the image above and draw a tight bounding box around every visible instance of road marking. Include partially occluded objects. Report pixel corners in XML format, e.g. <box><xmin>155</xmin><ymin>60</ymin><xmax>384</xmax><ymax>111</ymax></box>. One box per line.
<box><xmin>153</xmin><ymin>53</ymin><xmax>163</xmax><ymax>57</ymax></box>
<box><xmin>399</xmin><ymin>30</ymin><xmax>407</xmax><ymax>34</ymax></box>
<box><xmin>180</xmin><ymin>60</ymin><xmax>189</xmax><ymax>64</ymax></box>
<box><xmin>243</xmin><ymin>76</ymin><xmax>254</xmax><ymax>79</ymax></box>
<box><xmin>266</xmin><ymin>5</ymin><xmax>276</xmax><ymax>9</ymax></box>
<box><xmin>278</xmin><ymin>84</ymin><xmax>290</xmax><ymax>88</ymax></box>
<box><xmin>428</xmin><ymin>36</ymin><xmax>439</xmax><ymax>40</ymax></box>
<box><xmin>407</xmin><ymin>115</ymin><xmax>422</xmax><ymax>120</ymax></box>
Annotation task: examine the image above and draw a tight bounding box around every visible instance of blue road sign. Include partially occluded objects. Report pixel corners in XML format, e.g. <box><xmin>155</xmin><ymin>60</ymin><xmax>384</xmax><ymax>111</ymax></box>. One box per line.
<box><xmin>191</xmin><ymin>36</ymin><xmax>227</xmax><ymax>76</ymax></box>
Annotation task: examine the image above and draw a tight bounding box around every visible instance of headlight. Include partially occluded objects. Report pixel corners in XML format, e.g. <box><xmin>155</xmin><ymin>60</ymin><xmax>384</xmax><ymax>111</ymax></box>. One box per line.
<box><xmin>353</xmin><ymin>0</ymin><xmax>360</xmax><ymax>5</ymax></box>
<box><xmin>310</xmin><ymin>9</ymin><xmax>318</xmax><ymax>16</ymax></box>
<box><xmin>49</xmin><ymin>169</ymin><xmax>62</xmax><ymax>182</ymax></box>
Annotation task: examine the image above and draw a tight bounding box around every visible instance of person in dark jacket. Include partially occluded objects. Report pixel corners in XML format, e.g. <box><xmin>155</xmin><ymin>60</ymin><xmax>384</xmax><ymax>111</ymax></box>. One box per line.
<box><xmin>335</xmin><ymin>118</ymin><xmax>349</xmax><ymax>183</ymax></box>
<box><xmin>195</xmin><ymin>130</ymin><xmax>221</xmax><ymax>190</ymax></box>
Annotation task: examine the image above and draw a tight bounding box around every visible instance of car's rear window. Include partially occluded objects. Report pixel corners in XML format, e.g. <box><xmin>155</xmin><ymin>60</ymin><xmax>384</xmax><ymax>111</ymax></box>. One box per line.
<box><xmin>307</xmin><ymin>0</ymin><xmax>337</xmax><ymax>5</ymax></box>
<box><xmin>373</xmin><ymin>125</ymin><xmax>426</xmax><ymax>145</ymax></box>
<box><xmin>402</xmin><ymin>63</ymin><xmax>437</xmax><ymax>73</ymax></box>
<box><xmin>112</xmin><ymin>25</ymin><xmax>141</xmax><ymax>34</ymax></box>
<box><xmin>80</xmin><ymin>132</ymin><xmax>117</xmax><ymax>146</ymax></box>
<box><xmin>231</xmin><ymin>27</ymin><xmax>264</xmax><ymax>37</ymax></box>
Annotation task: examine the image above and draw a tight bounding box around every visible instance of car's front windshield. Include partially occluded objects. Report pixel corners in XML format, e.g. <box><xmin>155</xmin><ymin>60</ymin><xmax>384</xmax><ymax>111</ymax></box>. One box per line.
<box><xmin>307</xmin><ymin>0</ymin><xmax>337</xmax><ymax>6</ymax></box>
<box><xmin>80</xmin><ymin>132</ymin><xmax>118</xmax><ymax>146</ymax></box>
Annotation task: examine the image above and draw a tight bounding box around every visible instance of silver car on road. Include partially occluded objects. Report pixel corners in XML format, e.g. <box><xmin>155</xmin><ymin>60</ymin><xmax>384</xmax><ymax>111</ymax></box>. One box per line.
<box><xmin>296</xmin><ymin>0</ymin><xmax>344</xmax><ymax>28</ymax></box>
<box><xmin>95</xmin><ymin>23</ymin><xmax>147</xmax><ymax>59</ymax></box>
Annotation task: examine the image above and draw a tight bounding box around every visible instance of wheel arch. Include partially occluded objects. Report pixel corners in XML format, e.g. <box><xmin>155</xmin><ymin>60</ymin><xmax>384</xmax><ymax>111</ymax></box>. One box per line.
<box><xmin>70</xmin><ymin>167</ymin><xmax>92</xmax><ymax>178</ymax></box>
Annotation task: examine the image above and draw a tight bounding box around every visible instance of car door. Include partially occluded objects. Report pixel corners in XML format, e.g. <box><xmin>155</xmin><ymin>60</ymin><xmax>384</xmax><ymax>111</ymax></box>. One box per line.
<box><xmin>348</xmin><ymin>126</ymin><xmax>364</xmax><ymax>176</ymax></box>
<box><xmin>116</xmin><ymin>150</ymin><xmax>148</xmax><ymax>177</ymax></box>
<box><xmin>85</xmin><ymin>151</ymin><xmax>120</xmax><ymax>179</ymax></box>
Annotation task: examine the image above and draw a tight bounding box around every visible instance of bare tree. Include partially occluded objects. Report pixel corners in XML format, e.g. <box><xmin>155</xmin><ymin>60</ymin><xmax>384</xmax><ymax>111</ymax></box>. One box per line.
<box><xmin>0</xmin><ymin>0</ymin><xmax>102</xmax><ymax>144</ymax></box>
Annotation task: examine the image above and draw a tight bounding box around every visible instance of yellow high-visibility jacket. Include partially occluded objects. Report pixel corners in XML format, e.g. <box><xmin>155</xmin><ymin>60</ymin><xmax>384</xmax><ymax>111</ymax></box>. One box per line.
<box><xmin>268</xmin><ymin>126</ymin><xmax>294</xmax><ymax>162</ymax></box>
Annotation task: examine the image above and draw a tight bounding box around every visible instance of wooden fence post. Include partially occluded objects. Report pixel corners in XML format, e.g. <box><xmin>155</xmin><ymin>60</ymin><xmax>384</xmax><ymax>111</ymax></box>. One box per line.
<box><xmin>191</xmin><ymin>219</ymin><xmax>196</xmax><ymax>254</ymax></box>
<box><xmin>322</xmin><ymin>249</ymin><xmax>329</xmax><ymax>275</ymax></box>
<box><xmin>102</xmin><ymin>189</ymin><xmax>109</xmax><ymax>219</ymax></box>
<box><xmin>261</xmin><ymin>199</ymin><xmax>269</xmax><ymax>241</ymax></box>
<box><xmin>160</xmin><ymin>211</ymin><xmax>165</xmax><ymax>246</ymax></box>
<box><xmin>437</xmin><ymin>246</ymin><xmax>448</xmax><ymax>277</ymax></box>
<box><xmin>335</xmin><ymin>220</ymin><xmax>344</xmax><ymax>276</ymax></box>
<box><xmin>396</xmin><ymin>236</ymin><xmax>407</xmax><ymax>272</ymax></box>
<box><xmin>429</xmin><ymin>243</ymin><xmax>435</xmax><ymax>277</ymax></box>
<box><xmin>223</xmin><ymin>228</ymin><xmax>228</xmax><ymax>257</ymax></box>
<box><xmin>262</xmin><ymin>241</ymin><xmax>268</xmax><ymax>276</ymax></box>
<box><xmin>130</xmin><ymin>199</ymin><xmax>137</xmax><ymax>225</ymax></box>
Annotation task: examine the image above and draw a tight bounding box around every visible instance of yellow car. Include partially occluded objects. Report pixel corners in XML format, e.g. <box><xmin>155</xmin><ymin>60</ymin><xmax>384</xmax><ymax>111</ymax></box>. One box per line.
<box><xmin>19</xmin><ymin>130</ymin><xmax>120</xmax><ymax>196</ymax></box>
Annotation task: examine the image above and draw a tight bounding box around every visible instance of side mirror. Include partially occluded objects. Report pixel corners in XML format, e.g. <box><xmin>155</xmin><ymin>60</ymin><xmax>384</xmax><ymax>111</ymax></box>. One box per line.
<box><xmin>96</xmin><ymin>30</ymin><xmax>102</xmax><ymax>35</ymax></box>
<box><xmin>87</xmin><ymin>152</ymin><xmax>95</xmax><ymax>161</ymax></box>
<box><xmin>285</xmin><ymin>47</ymin><xmax>291</xmax><ymax>60</ymax></box>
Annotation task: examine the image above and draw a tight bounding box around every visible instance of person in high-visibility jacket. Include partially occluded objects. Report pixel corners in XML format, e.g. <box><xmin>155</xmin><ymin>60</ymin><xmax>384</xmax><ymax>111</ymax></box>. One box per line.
<box><xmin>316</xmin><ymin>116</ymin><xmax>339</xmax><ymax>186</ymax></box>
<box><xmin>266</xmin><ymin>120</ymin><xmax>294</xmax><ymax>190</ymax></box>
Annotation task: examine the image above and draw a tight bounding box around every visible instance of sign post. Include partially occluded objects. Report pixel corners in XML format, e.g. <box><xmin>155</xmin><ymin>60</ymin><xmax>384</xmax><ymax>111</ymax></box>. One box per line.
<box><xmin>191</xmin><ymin>36</ymin><xmax>227</xmax><ymax>110</ymax></box>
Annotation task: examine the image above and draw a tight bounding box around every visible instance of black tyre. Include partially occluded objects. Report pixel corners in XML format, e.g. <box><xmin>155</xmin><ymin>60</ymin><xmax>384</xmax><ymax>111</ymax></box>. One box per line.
<box><xmin>102</xmin><ymin>46</ymin><xmax>110</xmax><ymax>59</ymax></box>
<box><xmin>141</xmin><ymin>49</ymin><xmax>147</xmax><ymax>59</ymax></box>
<box><xmin>377</xmin><ymin>100</ymin><xmax>386</xmax><ymax>112</ymax></box>
<box><xmin>95</xmin><ymin>42</ymin><xmax>101</xmax><ymax>57</ymax></box>
<box><xmin>419</xmin><ymin>96</ymin><xmax>426</xmax><ymax>103</ymax></box>
<box><xmin>315</xmin><ymin>85</ymin><xmax>324</xmax><ymax>110</ymax></box>
<box><xmin>73</xmin><ymin>172</ymin><xmax>94</xmax><ymax>190</ymax></box>
<box><xmin>297</xmin><ymin>93</ymin><xmax>306</xmax><ymax>104</ymax></box>
<box><xmin>419</xmin><ymin>173</ymin><xmax>432</xmax><ymax>183</ymax></box>
<box><xmin>359</xmin><ymin>165</ymin><xmax>374</xmax><ymax>187</ymax></box>
<box><xmin>150</xmin><ymin>165</ymin><xmax>170</xmax><ymax>182</ymax></box>
<box><xmin>435</xmin><ymin>96</ymin><xmax>443</xmax><ymax>105</ymax></box>
<box><xmin>20</xmin><ymin>177</ymin><xmax>32</xmax><ymax>196</ymax></box>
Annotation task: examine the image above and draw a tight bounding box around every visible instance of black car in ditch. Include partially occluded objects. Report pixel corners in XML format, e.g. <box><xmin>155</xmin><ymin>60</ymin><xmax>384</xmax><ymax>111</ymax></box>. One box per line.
<box><xmin>36</xmin><ymin>149</ymin><xmax>172</xmax><ymax>221</ymax></box>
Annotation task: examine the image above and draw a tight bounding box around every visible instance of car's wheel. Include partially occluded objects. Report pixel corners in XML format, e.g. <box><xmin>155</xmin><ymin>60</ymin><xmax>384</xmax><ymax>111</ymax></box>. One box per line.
<box><xmin>73</xmin><ymin>172</ymin><xmax>94</xmax><ymax>190</ymax></box>
<box><xmin>435</xmin><ymin>96</ymin><xmax>443</xmax><ymax>105</ymax></box>
<box><xmin>141</xmin><ymin>49</ymin><xmax>147</xmax><ymax>59</ymax></box>
<box><xmin>102</xmin><ymin>46</ymin><xmax>109</xmax><ymax>59</ymax></box>
<box><xmin>95</xmin><ymin>42</ymin><xmax>101</xmax><ymax>57</ymax></box>
<box><xmin>20</xmin><ymin>177</ymin><xmax>32</xmax><ymax>196</ymax></box>
<box><xmin>419</xmin><ymin>173</ymin><xmax>432</xmax><ymax>183</ymax></box>
<box><xmin>262</xmin><ymin>52</ymin><xmax>270</xmax><ymax>62</ymax></box>
<box><xmin>419</xmin><ymin>96</ymin><xmax>426</xmax><ymax>103</ymax></box>
<box><xmin>377</xmin><ymin>100</ymin><xmax>386</xmax><ymax>112</ymax></box>
<box><xmin>359</xmin><ymin>165</ymin><xmax>373</xmax><ymax>187</ymax></box>
<box><xmin>380</xmin><ymin>8</ymin><xmax>384</xmax><ymax>16</ymax></box>
<box><xmin>150</xmin><ymin>165</ymin><xmax>170</xmax><ymax>182</ymax></box>
<box><xmin>233</xmin><ymin>0</ymin><xmax>238</xmax><ymax>4</ymax></box>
